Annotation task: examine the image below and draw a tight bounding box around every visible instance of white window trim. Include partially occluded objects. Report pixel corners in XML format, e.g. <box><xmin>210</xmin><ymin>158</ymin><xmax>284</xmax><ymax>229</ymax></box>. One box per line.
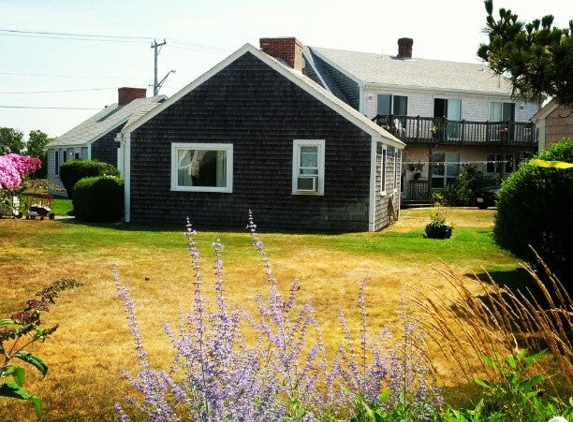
<box><xmin>171</xmin><ymin>142</ymin><xmax>233</xmax><ymax>193</ymax></box>
<box><xmin>292</xmin><ymin>139</ymin><xmax>325</xmax><ymax>195</ymax></box>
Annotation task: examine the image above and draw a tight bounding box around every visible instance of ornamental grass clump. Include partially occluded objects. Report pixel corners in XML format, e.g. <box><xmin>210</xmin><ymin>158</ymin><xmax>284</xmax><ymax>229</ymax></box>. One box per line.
<box><xmin>114</xmin><ymin>212</ymin><xmax>443</xmax><ymax>421</ymax></box>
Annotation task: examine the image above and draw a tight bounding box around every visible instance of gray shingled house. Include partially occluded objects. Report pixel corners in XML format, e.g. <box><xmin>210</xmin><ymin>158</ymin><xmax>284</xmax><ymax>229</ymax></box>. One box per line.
<box><xmin>46</xmin><ymin>88</ymin><xmax>166</xmax><ymax>192</ymax></box>
<box><xmin>116</xmin><ymin>43</ymin><xmax>404</xmax><ymax>231</ymax></box>
<box><xmin>282</xmin><ymin>37</ymin><xmax>541</xmax><ymax>204</ymax></box>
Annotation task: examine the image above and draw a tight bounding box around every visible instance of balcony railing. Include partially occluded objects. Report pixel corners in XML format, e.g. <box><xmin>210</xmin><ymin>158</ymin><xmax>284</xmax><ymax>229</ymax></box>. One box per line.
<box><xmin>372</xmin><ymin>115</ymin><xmax>537</xmax><ymax>147</ymax></box>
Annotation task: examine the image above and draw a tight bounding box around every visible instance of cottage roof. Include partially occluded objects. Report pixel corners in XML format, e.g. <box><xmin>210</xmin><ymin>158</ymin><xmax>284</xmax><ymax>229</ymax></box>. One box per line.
<box><xmin>531</xmin><ymin>99</ymin><xmax>560</xmax><ymax>124</ymax></box>
<box><xmin>309</xmin><ymin>46</ymin><xmax>513</xmax><ymax>96</ymax></box>
<box><xmin>121</xmin><ymin>44</ymin><xmax>404</xmax><ymax>150</ymax></box>
<box><xmin>48</xmin><ymin>95</ymin><xmax>166</xmax><ymax>148</ymax></box>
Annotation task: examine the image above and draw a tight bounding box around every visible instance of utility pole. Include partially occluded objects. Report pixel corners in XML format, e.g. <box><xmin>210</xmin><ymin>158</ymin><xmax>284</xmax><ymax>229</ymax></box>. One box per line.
<box><xmin>151</xmin><ymin>39</ymin><xmax>167</xmax><ymax>96</ymax></box>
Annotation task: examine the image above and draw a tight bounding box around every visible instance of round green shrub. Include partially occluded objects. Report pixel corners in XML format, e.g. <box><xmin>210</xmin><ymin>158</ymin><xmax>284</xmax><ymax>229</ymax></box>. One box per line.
<box><xmin>493</xmin><ymin>138</ymin><xmax>573</xmax><ymax>287</ymax></box>
<box><xmin>59</xmin><ymin>159</ymin><xmax>120</xmax><ymax>198</ymax></box>
<box><xmin>72</xmin><ymin>176</ymin><xmax>124</xmax><ymax>222</ymax></box>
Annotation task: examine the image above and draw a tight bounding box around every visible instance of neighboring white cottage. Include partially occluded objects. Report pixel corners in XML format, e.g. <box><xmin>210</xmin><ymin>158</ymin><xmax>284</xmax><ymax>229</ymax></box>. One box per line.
<box><xmin>46</xmin><ymin>87</ymin><xmax>165</xmax><ymax>193</ymax></box>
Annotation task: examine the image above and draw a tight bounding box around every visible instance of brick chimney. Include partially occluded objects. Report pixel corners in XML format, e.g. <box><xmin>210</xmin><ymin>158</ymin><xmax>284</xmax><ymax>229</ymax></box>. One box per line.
<box><xmin>118</xmin><ymin>87</ymin><xmax>147</xmax><ymax>106</ymax></box>
<box><xmin>259</xmin><ymin>37</ymin><xmax>304</xmax><ymax>71</ymax></box>
<box><xmin>397</xmin><ymin>37</ymin><xmax>413</xmax><ymax>59</ymax></box>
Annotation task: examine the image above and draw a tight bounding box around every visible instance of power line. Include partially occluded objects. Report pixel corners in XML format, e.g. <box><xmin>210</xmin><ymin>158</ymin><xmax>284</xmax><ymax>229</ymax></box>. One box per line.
<box><xmin>0</xmin><ymin>70</ymin><xmax>142</xmax><ymax>81</ymax></box>
<box><xmin>0</xmin><ymin>87</ymin><xmax>120</xmax><ymax>95</ymax></box>
<box><xmin>0</xmin><ymin>29</ymin><xmax>149</xmax><ymax>43</ymax></box>
<box><xmin>0</xmin><ymin>29</ymin><xmax>233</xmax><ymax>54</ymax></box>
<box><xmin>0</xmin><ymin>105</ymin><xmax>102</xmax><ymax>110</ymax></box>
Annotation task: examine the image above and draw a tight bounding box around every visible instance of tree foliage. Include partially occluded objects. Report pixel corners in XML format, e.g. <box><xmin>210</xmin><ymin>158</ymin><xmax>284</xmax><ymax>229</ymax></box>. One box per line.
<box><xmin>26</xmin><ymin>130</ymin><xmax>52</xmax><ymax>159</ymax></box>
<box><xmin>26</xmin><ymin>130</ymin><xmax>52</xmax><ymax>178</ymax></box>
<box><xmin>478</xmin><ymin>0</ymin><xmax>573</xmax><ymax>108</ymax></box>
<box><xmin>0</xmin><ymin>128</ymin><xmax>25</xmax><ymax>155</ymax></box>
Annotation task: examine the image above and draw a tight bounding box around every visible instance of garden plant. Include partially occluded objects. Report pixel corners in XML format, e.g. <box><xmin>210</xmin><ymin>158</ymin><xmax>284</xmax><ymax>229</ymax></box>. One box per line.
<box><xmin>0</xmin><ymin>279</ymin><xmax>82</xmax><ymax>420</ymax></box>
<box><xmin>0</xmin><ymin>153</ymin><xmax>42</xmax><ymax>216</ymax></box>
<box><xmin>494</xmin><ymin>138</ymin><xmax>573</xmax><ymax>289</ymax></box>
<box><xmin>113</xmin><ymin>212</ymin><xmax>573</xmax><ymax>421</ymax></box>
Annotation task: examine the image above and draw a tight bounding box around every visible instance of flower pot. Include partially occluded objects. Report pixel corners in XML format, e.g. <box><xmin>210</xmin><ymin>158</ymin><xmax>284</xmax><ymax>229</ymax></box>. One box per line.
<box><xmin>425</xmin><ymin>223</ymin><xmax>452</xmax><ymax>239</ymax></box>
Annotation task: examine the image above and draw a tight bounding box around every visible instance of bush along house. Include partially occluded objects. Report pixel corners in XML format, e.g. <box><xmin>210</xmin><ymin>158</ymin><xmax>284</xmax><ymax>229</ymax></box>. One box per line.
<box><xmin>116</xmin><ymin>43</ymin><xmax>404</xmax><ymax>231</ymax></box>
<box><xmin>46</xmin><ymin>88</ymin><xmax>166</xmax><ymax>193</ymax></box>
<box><xmin>291</xmin><ymin>37</ymin><xmax>541</xmax><ymax>205</ymax></box>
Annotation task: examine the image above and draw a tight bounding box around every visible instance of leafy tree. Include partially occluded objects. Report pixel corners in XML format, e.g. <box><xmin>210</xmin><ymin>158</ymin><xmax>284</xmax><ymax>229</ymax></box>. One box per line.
<box><xmin>26</xmin><ymin>130</ymin><xmax>52</xmax><ymax>158</ymax></box>
<box><xmin>26</xmin><ymin>130</ymin><xmax>52</xmax><ymax>178</ymax></box>
<box><xmin>0</xmin><ymin>128</ymin><xmax>25</xmax><ymax>155</ymax></box>
<box><xmin>478</xmin><ymin>0</ymin><xmax>573</xmax><ymax>108</ymax></box>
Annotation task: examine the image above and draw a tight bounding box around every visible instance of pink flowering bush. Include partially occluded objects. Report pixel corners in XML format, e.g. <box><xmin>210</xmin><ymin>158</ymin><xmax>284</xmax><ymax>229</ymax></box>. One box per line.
<box><xmin>0</xmin><ymin>154</ymin><xmax>42</xmax><ymax>215</ymax></box>
<box><xmin>0</xmin><ymin>154</ymin><xmax>41</xmax><ymax>190</ymax></box>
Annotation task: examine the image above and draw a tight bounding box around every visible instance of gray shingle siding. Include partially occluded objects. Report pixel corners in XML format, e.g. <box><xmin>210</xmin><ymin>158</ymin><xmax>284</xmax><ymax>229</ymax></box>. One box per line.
<box><xmin>129</xmin><ymin>52</ymin><xmax>373</xmax><ymax>231</ymax></box>
<box><xmin>91</xmin><ymin>127</ymin><xmax>122</xmax><ymax>166</ymax></box>
<box><xmin>307</xmin><ymin>51</ymin><xmax>360</xmax><ymax>111</ymax></box>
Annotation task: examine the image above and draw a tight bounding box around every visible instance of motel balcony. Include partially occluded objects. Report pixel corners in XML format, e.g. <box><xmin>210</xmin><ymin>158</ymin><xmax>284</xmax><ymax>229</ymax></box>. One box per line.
<box><xmin>372</xmin><ymin>115</ymin><xmax>537</xmax><ymax>147</ymax></box>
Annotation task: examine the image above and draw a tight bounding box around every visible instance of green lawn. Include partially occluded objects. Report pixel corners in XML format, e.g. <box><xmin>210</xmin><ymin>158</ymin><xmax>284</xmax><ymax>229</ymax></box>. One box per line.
<box><xmin>0</xmin><ymin>207</ymin><xmax>531</xmax><ymax>421</ymax></box>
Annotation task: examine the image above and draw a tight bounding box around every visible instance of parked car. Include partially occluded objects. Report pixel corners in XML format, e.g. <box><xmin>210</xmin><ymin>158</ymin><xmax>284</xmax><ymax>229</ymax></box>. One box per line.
<box><xmin>475</xmin><ymin>186</ymin><xmax>501</xmax><ymax>209</ymax></box>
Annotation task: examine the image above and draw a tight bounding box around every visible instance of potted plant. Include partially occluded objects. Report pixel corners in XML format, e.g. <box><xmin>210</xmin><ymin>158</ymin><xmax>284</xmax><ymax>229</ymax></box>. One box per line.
<box><xmin>424</xmin><ymin>208</ymin><xmax>453</xmax><ymax>239</ymax></box>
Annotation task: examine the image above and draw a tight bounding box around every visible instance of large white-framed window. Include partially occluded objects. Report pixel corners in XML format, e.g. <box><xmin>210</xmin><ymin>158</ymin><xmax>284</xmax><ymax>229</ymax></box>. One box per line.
<box><xmin>292</xmin><ymin>139</ymin><xmax>325</xmax><ymax>195</ymax></box>
<box><xmin>171</xmin><ymin>143</ymin><xmax>233</xmax><ymax>193</ymax></box>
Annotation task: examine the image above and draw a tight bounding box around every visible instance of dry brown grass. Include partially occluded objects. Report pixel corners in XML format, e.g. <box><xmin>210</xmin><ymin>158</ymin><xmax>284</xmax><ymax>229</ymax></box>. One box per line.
<box><xmin>1</xmin><ymin>208</ymin><xmax>556</xmax><ymax>421</ymax></box>
<box><xmin>411</xmin><ymin>254</ymin><xmax>573</xmax><ymax>400</ymax></box>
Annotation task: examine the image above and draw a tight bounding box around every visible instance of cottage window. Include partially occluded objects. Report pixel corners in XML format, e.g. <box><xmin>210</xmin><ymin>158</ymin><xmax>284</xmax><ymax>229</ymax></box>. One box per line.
<box><xmin>292</xmin><ymin>140</ymin><xmax>325</xmax><ymax>195</ymax></box>
<box><xmin>171</xmin><ymin>143</ymin><xmax>233</xmax><ymax>193</ymax></box>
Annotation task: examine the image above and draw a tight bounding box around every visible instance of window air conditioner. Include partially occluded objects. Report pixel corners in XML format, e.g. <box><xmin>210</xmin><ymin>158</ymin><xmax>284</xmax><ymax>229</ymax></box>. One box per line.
<box><xmin>297</xmin><ymin>176</ymin><xmax>318</xmax><ymax>192</ymax></box>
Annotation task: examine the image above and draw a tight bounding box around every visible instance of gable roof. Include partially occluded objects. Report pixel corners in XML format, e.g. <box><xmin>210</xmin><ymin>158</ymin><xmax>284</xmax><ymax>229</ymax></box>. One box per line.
<box><xmin>121</xmin><ymin>43</ymin><xmax>404</xmax><ymax>150</ymax></box>
<box><xmin>531</xmin><ymin>99</ymin><xmax>560</xmax><ymax>123</ymax></box>
<box><xmin>48</xmin><ymin>95</ymin><xmax>166</xmax><ymax>148</ymax></box>
<box><xmin>308</xmin><ymin>47</ymin><xmax>513</xmax><ymax>96</ymax></box>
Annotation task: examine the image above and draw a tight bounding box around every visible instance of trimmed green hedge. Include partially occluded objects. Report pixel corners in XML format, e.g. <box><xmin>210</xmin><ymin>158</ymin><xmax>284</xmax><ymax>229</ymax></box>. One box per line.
<box><xmin>59</xmin><ymin>159</ymin><xmax>120</xmax><ymax>198</ymax></box>
<box><xmin>494</xmin><ymin>138</ymin><xmax>573</xmax><ymax>287</ymax></box>
<box><xmin>72</xmin><ymin>176</ymin><xmax>124</xmax><ymax>222</ymax></box>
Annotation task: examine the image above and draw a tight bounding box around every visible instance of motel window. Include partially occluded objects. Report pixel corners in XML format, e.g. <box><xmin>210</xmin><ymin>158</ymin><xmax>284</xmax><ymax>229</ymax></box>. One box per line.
<box><xmin>292</xmin><ymin>140</ymin><xmax>325</xmax><ymax>195</ymax></box>
<box><xmin>431</xmin><ymin>152</ymin><xmax>460</xmax><ymax>189</ymax></box>
<box><xmin>171</xmin><ymin>143</ymin><xmax>233</xmax><ymax>193</ymax></box>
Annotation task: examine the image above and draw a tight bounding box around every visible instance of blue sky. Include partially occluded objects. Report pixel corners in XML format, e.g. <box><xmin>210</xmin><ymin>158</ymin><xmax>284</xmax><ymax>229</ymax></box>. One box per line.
<box><xmin>0</xmin><ymin>0</ymin><xmax>570</xmax><ymax>143</ymax></box>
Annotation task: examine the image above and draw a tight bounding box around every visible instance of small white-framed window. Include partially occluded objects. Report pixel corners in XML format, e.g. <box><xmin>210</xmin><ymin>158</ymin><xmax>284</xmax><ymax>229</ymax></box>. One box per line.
<box><xmin>292</xmin><ymin>140</ymin><xmax>325</xmax><ymax>195</ymax></box>
<box><xmin>171</xmin><ymin>143</ymin><xmax>233</xmax><ymax>193</ymax></box>
<box><xmin>381</xmin><ymin>147</ymin><xmax>388</xmax><ymax>195</ymax></box>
